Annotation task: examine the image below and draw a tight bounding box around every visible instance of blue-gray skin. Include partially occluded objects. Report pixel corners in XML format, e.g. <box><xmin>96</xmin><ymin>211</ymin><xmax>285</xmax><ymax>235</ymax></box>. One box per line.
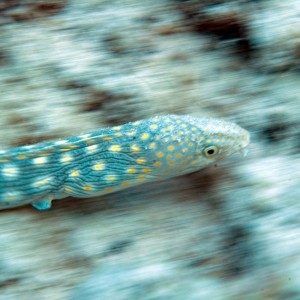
<box><xmin>0</xmin><ymin>115</ymin><xmax>250</xmax><ymax>210</ymax></box>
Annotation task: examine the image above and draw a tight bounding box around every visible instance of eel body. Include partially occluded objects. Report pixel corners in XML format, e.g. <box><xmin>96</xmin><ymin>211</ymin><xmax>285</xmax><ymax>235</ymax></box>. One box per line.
<box><xmin>0</xmin><ymin>115</ymin><xmax>250</xmax><ymax>210</ymax></box>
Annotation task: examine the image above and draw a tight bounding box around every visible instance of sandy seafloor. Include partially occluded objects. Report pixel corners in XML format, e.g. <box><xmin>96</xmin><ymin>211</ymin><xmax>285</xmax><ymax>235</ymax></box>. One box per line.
<box><xmin>0</xmin><ymin>0</ymin><xmax>299</xmax><ymax>299</ymax></box>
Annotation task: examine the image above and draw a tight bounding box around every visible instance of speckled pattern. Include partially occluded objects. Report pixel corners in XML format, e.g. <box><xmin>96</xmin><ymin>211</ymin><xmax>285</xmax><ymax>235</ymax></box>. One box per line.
<box><xmin>0</xmin><ymin>115</ymin><xmax>249</xmax><ymax>210</ymax></box>
<box><xmin>0</xmin><ymin>0</ymin><xmax>299</xmax><ymax>299</ymax></box>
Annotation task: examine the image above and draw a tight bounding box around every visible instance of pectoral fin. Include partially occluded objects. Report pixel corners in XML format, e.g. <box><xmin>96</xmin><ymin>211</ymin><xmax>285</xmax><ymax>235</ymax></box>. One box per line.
<box><xmin>31</xmin><ymin>198</ymin><xmax>52</xmax><ymax>210</ymax></box>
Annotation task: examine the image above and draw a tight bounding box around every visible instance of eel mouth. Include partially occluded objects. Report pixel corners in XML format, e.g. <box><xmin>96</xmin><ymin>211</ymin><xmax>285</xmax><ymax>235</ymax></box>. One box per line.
<box><xmin>239</xmin><ymin>130</ymin><xmax>250</xmax><ymax>157</ymax></box>
<box><xmin>240</xmin><ymin>147</ymin><xmax>249</xmax><ymax>157</ymax></box>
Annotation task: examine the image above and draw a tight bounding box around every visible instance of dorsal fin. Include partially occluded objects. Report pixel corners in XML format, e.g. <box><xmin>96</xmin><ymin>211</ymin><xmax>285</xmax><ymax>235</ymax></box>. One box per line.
<box><xmin>0</xmin><ymin>126</ymin><xmax>122</xmax><ymax>162</ymax></box>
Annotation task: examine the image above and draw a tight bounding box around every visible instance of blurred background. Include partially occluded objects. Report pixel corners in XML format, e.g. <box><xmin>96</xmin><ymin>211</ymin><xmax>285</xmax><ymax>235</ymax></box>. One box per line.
<box><xmin>0</xmin><ymin>0</ymin><xmax>299</xmax><ymax>299</ymax></box>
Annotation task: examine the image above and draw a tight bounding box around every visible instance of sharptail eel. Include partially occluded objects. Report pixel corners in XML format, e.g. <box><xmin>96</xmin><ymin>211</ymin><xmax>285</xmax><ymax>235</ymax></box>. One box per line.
<box><xmin>0</xmin><ymin>115</ymin><xmax>250</xmax><ymax>210</ymax></box>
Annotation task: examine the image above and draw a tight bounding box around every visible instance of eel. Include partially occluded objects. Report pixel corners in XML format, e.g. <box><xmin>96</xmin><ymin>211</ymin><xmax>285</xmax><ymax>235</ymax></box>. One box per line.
<box><xmin>0</xmin><ymin>115</ymin><xmax>250</xmax><ymax>210</ymax></box>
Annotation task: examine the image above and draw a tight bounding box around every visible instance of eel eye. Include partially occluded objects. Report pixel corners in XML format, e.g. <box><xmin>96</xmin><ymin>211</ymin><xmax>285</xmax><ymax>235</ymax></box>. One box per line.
<box><xmin>204</xmin><ymin>146</ymin><xmax>218</xmax><ymax>157</ymax></box>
